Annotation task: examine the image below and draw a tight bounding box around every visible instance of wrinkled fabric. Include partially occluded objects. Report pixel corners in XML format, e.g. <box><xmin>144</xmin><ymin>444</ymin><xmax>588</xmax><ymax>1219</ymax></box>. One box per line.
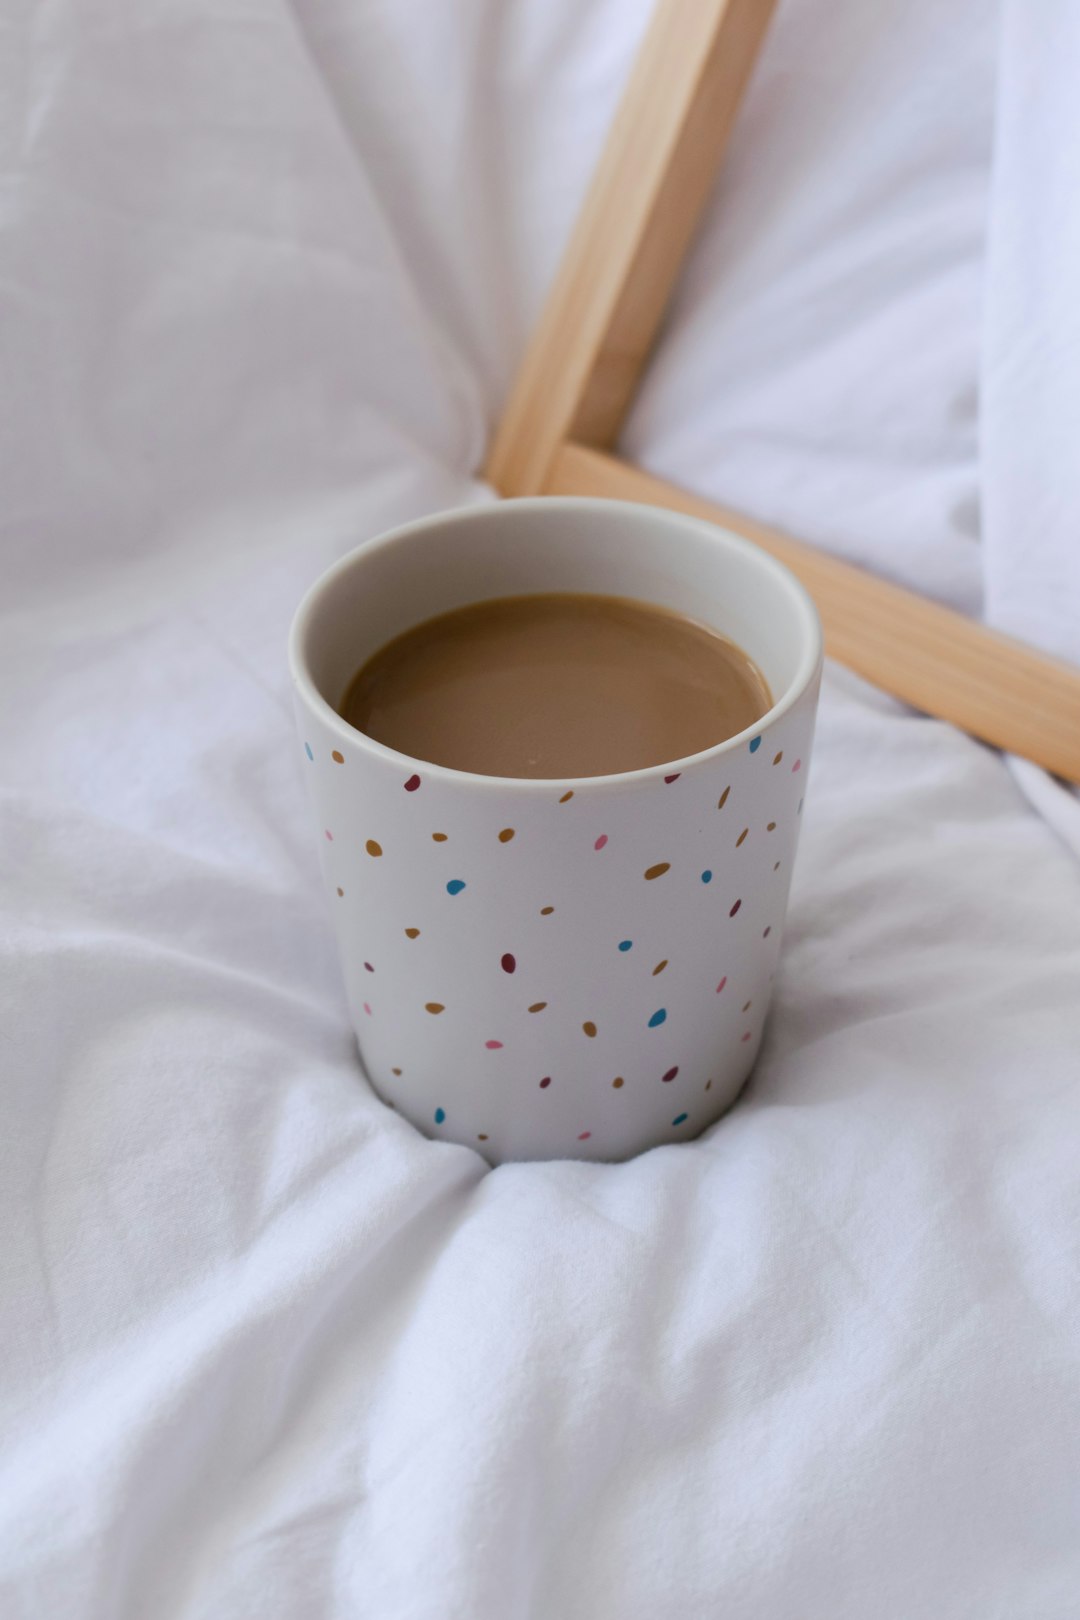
<box><xmin>3</xmin><ymin>1</ymin><xmax>1080</xmax><ymax>1616</ymax></box>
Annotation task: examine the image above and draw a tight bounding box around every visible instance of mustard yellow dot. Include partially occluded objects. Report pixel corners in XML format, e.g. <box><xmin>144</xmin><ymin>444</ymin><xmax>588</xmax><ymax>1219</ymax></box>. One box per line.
<box><xmin>477</xmin><ymin>1133</ymin><xmax>489</xmax><ymax>1142</ymax></box>
<box><xmin>331</xmin><ymin>750</ymin><xmax>344</xmax><ymax>764</ymax></box>
<box><xmin>742</xmin><ymin>1000</ymin><xmax>752</xmax><ymax>1012</ymax></box>
<box><xmin>559</xmin><ymin>791</ymin><xmax>574</xmax><ymax>803</ymax></box>
<box><xmin>644</xmin><ymin>862</ymin><xmax>670</xmax><ymax>881</ymax></box>
<box><xmin>404</xmin><ymin>927</ymin><xmax>420</xmax><ymax>939</ymax></box>
<box><xmin>612</xmin><ymin>1077</ymin><xmax>624</xmax><ymax>1089</ymax></box>
<box><xmin>391</xmin><ymin>1067</ymin><xmax>402</xmax><ymax>1076</ymax></box>
<box><xmin>767</xmin><ymin>821</ymin><xmax>776</xmax><ymax>831</ymax></box>
<box><xmin>652</xmin><ymin>959</ymin><xmax>668</xmax><ymax>976</ymax></box>
<box><xmin>718</xmin><ymin>786</ymin><xmax>730</xmax><ymax>810</ymax></box>
<box><xmin>336</xmin><ymin>887</ymin><xmax>344</xmax><ymax>897</ymax></box>
<box><xmin>736</xmin><ymin>828</ymin><xmax>749</xmax><ymax>847</ymax></box>
<box><xmin>432</xmin><ymin>832</ymin><xmax>448</xmax><ymax>842</ymax></box>
<box><xmin>540</xmin><ymin>905</ymin><xmax>554</xmax><ymax>915</ymax></box>
<box><xmin>366</xmin><ymin>839</ymin><xmax>383</xmax><ymax>857</ymax></box>
<box><xmin>528</xmin><ymin>1002</ymin><xmax>548</xmax><ymax>1013</ymax></box>
<box><xmin>582</xmin><ymin>1021</ymin><xmax>597</xmax><ymax>1038</ymax></box>
<box><xmin>773</xmin><ymin>751</ymin><xmax>783</xmax><ymax>765</ymax></box>
<box><xmin>498</xmin><ymin>827</ymin><xmax>515</xmax><ymax>843</ymax></box>
<box><xmin>425</xmin><ymin>1002</ymin><xmax>445</xmax><ymax>1015</ymax></box>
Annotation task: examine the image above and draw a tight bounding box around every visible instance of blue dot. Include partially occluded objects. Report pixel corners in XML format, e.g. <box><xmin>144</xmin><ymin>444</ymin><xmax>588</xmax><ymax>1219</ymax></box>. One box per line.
<box><xmin>648</xmin><ymin>1008</ymin><xmax>667</xmax><ymax>1028</ymax></box>
<box><xmin>618</xmin><ymin>939</ymin><xmax>633</xmax><ymax>952</ymax></box>
<box><xmin>446</xmin><ymin>879</ymin><xmax>466</xmax><ymax>896</ymax></box>
<box><xmin>672</xmin><ymin>1113</ymin><xmax>688</xmax><ymax>1126</ymax></box>
<box><xmin>701</xmin><ymin>869</ymin><xmax>712</xmax><ymax>884</ymax></box>
<box><xmin>749</xmin><ymin>736</ymin><xmax>762</xmax><ymax>753</ymax></box>
<box><xmin>434</xmin><ymin>1107</ymin><xmax>446</xmax><ymax>1125</ymax></box>
<box><xmin>304</xmin><ymin>742</ymin><xmax>314</xmax><ymax>761</ymax></box>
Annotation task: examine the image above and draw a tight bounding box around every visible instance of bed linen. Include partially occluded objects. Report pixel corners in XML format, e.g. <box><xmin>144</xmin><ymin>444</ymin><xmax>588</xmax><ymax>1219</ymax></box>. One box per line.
<box><xmin>3</xmin><ymin>1</ymin><xmax>1079</xmax><ymax>1615</ymax></box>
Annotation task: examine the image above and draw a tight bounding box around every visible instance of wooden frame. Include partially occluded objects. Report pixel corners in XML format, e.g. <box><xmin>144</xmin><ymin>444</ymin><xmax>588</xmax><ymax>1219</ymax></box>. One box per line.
<box><xmin>486</xmin><ymin>0</ymin><xmax>1080</xmax><ymax>783</ymax></box>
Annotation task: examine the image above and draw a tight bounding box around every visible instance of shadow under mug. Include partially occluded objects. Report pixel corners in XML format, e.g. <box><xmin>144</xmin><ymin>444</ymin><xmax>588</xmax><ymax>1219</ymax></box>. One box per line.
<box><xmin>289</xmin><ymin>497</ymin><xmax>822</xmax><ymax>1164</ymax></box>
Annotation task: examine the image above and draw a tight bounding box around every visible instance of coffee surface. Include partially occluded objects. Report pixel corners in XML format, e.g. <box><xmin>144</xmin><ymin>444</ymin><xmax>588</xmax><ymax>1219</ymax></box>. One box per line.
<box><xmin>339</xmin><ymin>593</ymin><xmax>772</xmax><ymax>779</ymax></box>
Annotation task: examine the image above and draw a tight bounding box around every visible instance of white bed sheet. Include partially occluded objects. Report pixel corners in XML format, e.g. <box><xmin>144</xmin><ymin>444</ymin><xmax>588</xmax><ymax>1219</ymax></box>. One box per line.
<box><xmin>3</xmin><ymin>1</ymin><xmax>1080</xmax><ymax>1616</ymax></box>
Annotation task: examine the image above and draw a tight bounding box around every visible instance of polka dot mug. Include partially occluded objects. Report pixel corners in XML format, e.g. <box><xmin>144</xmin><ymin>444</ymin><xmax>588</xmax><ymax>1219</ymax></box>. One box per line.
<box><xmin>290</xmin><ymin>498</ymin><xmax>822</xmax><ymax>1163</ymax></box>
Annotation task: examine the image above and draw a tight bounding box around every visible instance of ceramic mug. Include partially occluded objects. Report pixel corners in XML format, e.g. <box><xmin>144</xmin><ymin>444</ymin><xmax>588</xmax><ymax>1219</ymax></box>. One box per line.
<box><xmin>289</xmin><ymin>497</ymin><xmax>822</xmax><ymax>1164</ymax></box>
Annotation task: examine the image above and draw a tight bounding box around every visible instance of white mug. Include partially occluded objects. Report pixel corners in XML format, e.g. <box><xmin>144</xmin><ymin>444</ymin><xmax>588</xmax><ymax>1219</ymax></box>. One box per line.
<box><xmin>289</xmin><ymin>498</ymin><xmax>822</xmax><ymax>1164</ymax></box>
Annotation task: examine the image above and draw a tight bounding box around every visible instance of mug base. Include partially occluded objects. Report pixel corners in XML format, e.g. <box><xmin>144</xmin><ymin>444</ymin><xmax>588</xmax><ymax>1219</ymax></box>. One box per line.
<box><xmin>360</xmin><ymin>1040</ymin><xmax>760</xmax><ymax>1167</ymax></box>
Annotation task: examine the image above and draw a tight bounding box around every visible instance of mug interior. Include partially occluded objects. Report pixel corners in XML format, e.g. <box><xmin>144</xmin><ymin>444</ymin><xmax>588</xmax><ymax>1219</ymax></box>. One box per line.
<box><xmin>291</xmin><ymin>498</ymin><xmax>821</xmax><ymax>780</ymax></box>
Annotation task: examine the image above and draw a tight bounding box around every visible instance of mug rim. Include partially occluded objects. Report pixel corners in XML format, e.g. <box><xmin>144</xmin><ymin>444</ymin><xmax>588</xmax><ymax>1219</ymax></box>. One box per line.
<box><xmin>288</xmin><ymin>495</ymin><xmax>823</xmax><ymax>793</ymax></box>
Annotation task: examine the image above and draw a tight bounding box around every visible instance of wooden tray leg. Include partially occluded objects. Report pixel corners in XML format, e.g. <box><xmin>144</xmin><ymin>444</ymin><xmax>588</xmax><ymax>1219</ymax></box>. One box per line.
<box><xmin>486</xmin><ymin>0</ymin><xmax>778</xmax><ymax>496</ymax></box>
<box><xmin>485</xmin><ymin>0</ymin><xmax>1080</xmax><ymax>780</ymax></box>
<box><xmin>546</xmin><ymin>446</ymin><xmax>1080</xmax><ymax>784</ymax></box>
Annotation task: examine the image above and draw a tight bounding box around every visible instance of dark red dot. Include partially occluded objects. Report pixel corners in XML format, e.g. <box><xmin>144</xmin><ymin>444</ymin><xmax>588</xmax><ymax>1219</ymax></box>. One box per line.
<box><xmin>539</xmin><ymin>1076</ymin><xmax>551</xmax><ymax>1089</ymax></box>
<box><xmin>404</xmin><ymin>774</ymin><xmax>421</xmax><ymax>792</ymax></box>
<box><xmin>729</xmin><ymin>899</ymin><xmax>742</xmax><ymax>917</ymax></box>
<box><xmin>664</xmin><ymin>773</ymin><xmax>681</xmax><ymax>784</ymax></box>
<box><xmin>364</xmin><ymin>962</ymin><xmax>374</xmax><ymax>973</ymax></box>
<box><xmin>501</xmin><ymin>953</ymin><xmax>516</xmax><ymax>974</ymax></box>
<box><xmin>662</xmin><ymin>1066</ymin><xmax>679</xmax><ymax>1083</ymax></box>
<box><xmin>763</xmin><ymin>926</ymin><xmax>771</xmax><ymax>938</ymax></box>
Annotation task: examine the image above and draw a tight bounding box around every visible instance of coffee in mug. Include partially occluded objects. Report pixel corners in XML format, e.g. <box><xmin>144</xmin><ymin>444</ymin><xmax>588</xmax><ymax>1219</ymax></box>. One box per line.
<box><xmin>339</xmin><ymin>593</ymin><xmax>772</xmax><ymax>779</ymax></box>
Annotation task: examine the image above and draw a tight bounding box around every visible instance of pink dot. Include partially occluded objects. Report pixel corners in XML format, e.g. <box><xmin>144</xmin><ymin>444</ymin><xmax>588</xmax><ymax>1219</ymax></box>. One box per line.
<box><xmin>594</xmin><ymin>834</ymin><xmax>608</xmax><ymax>851</ymax></box>
<box><xmin>324</xmin><ymin>829</ymin><xmax>333</xmax><ymax>841</ymax></box>
<box><xmin>363</xmin><ymin>1002</ymin><xmax>372</xmax><ymax>1016</ymax></box>
<box><xmin>792</xmin><ymin>759</ymin><xmax>802</xmax><ymax>772</ymax></box>
<box><xmin>716</xmin><ymin>976</ymin><xmax>727</xmax><ymax>993</ymax></box>
<box><xmin>485</xmin><ymin>1040</ymin><xmax>504</xmax><ymax>1050</ymax></box>
<box><xmin>578</xmin><ymin>1131</ymin><xmax>592</xmax><ymax>1141</ymax></box>
<box><xmin>741</xmin><ymin>1030</ymin><xmax>752</xmax><ymax>1042</ymax></box>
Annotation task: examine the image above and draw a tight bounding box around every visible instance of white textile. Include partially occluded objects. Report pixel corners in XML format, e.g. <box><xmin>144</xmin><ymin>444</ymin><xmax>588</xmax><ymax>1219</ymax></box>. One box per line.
<box><xmin>3</xmin><ymin>2</ymin><xmax>1080</xmax><ymax>1616</ymax></box>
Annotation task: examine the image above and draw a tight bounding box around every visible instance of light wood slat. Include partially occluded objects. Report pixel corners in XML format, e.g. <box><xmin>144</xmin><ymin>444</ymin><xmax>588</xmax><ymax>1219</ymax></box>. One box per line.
<box><xmin>545</xmin><ymin>443</ymin><xmax>1080</xmax><ymax>783</ymax></box>
<box><xmin>485</xmin><ymin>0</ymin><xmax>778</xmax><ymax>496</ymax></box>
